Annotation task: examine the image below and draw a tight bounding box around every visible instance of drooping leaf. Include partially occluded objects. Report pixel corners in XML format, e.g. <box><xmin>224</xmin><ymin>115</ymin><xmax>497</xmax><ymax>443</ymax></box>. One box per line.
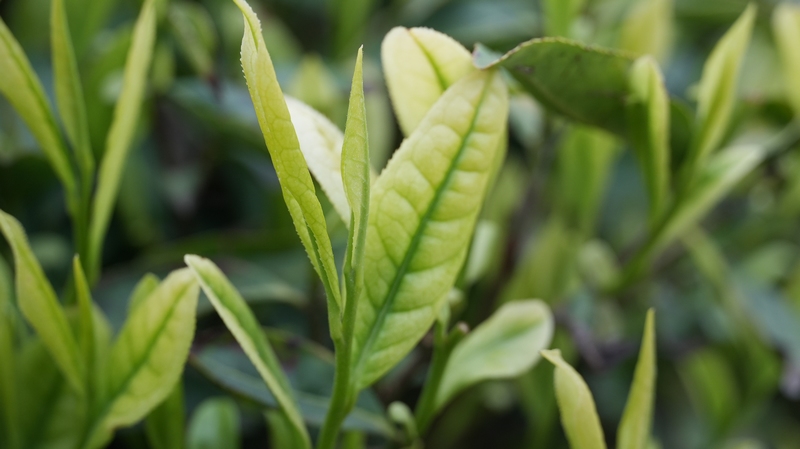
<box><xmin>351</xmin><ymin>69</ymin><xmax>509</xmax><ymax>389</ymax></box>
<box><xmin>435</xmin><ymin>300</ymin><xmax>554</xmax><ymax>411</ymax></box>
<box><xmin>187</xmin><ymin>397</ymin><xmax>240</xmax><ymax>449</ymax></box>
<box><xmin>382</xmin><ymin>26</ymin><xmax>473</xmax><ymax>136</ymax></box>
<box><xmin>84</xmin><ymin>268</ymin><xmax>199</xmax><ymax>449</ymax></box>
<box><xmin>681</xmin><ymin>4</ymin><xmax>755</xmax><ymax>182</ymax></box>
<box><xmin>88</xmin><ymin>0</ymin><xmax>158</xmax><ymax>281</ymax></box>
<box><xmin>541</xmin><ymin>349</ymin><xmax>607</xmax><ymax>449</ymax></box>
<box><xmin>184</xmin><ymin>255</ymin><xmax>310</xmax><ymax>449</ymax></box>
<box><xmin>232</xmin><ymin>0</ymin><xmax>341</xmax><ymax>334</ymax></box>
<box><xmin>51</xmin><ymin>0</ymin><xmax>94</xmax><ymax>181</ymax></box>
<box><xmin>476</xmin><ymin>38</ymin><xmax>635</xmax><ymax>135</ymax></box>
<box><xmin>773</xmin><ymin>3</ymin><xmax>800</xmax><ymax>116</ymax></box>
<box><xmin>145</xmin><ymin>382</ymin><xmax>186</xmax><ymax>449</ymax></box>
<box><xmin>127</xmin><ymin>272</ymin><xmax>160</xmax><ymax>312</ymax></box>
<box><xmin>618</xmin><ymin>0</ymin><xmax>672</xmax><ymax>62</ymax></box>
<box><xmin>0</xmin><ymin>210</ymin><xmax>84</xmax><ymax>395</ymax></box>
<box><xmin>617</xmin><ymin>310</ymin><xmax>657</xmax><ymax>449</ymax></box>
<box><xmin>0</xmin><ymin>16</ymin><xmax>77</xmax><ymax>200</ymax></box>
<box><xmin>168</xmin><ymin>1</ymin><xmax>217</xmax><ymax>78</ymax></box>
<box><xmin>627</xmin><ymin>57</ymin><xmax>671</xmax><ymax>225</ymax></box>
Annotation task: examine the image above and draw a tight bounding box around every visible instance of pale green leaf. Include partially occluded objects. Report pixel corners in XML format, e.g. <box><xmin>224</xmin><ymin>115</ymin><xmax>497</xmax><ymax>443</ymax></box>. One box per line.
<box><xmin>542</xmin><ymin>0</ymin><xmax>585</xmax><ymax>37</ymax></box>
<box><xmin>232</xmin><ymin>0</ymin><xmax>341</xmax><ymax>333</ymax></box>
<box><xmin>0</xmin><ymin>17</ymin><xmax>76</xmax><ymax>200</ymax></box>
<box><xmin>773</xmin><ymin>3</ymin><xmax>800</xmax><ymax>116</ymax></box>
<box><xmin>169</xmin><ymin>1</ymin><xmax>217</xmax><ymax>78</ymax></box>
<box><xmin>128</xmin><ymin>273</ymin><xmax>160</xmax><ymax>312</ymax></box>
<box><xmin>72</xmin><ymin>256</ymin><xmax>95</xmax><ymax>387</ymax></box>
<box><xmin>683</xmin><ymin>4</ymin><xmax>755</xmax><ymax>181</ymax></box>
<box><xmin>382</xmin><ymin>26</ymin><xmax>473</xmax><ymax>136</ymax></box>
<box><xmin>619</xmin><ymin>0</ymin><xmax>672</xmax><ymax>62</ymax></box>
<box><xmin>88</xmin><ymin>0</ymin><xmax>158</xmax><ymax>281</ymax></box>
<box><xmin>51</xmin><ymin>0</ymin><xmax>94</xmax><ymax>180</ymax></box>
<box><xmin>184</xmin><ymin>255</ymin><xmax>310</xmax><ymax>449</ymax></box>
<box><xmin>627</xmin><ymin>57</ymin><xmax>671</xmax><ymax>225</ymax></box>
<box><xmin>146</xmin><ymin>383</ymin><xmax>186</xmax><ymax>449</ymax></box>
<box><xmin>0</xmin><ymin>210</ymin><xmax>84</xmax><ymax>395</ymax></box>
<box><xmin>351</xmin><ymin>69</ymin><xmax>509</xmax><ymax>389</ymax></box>
<box><xmin>84</xmin><ymin>268</ymin><xmax>199</xmax><ymax>449</ymax></box>
<box><xmin>541</xmin><ymin>349</ymin><xmax>607</xmax><ymax>449</ymax></box>
<box><xmin>435</xmin><ymin>300</ymin><xmax>554</xmax><ymax>411</ymax></box>
<box><xmin>617</xmin><ymin>309</ymin><xmax>657</xmax><ymax>449</ymax></box>
<box><xmin>188</xmin><ymin>398</ymin><xmax>241</xmax><ymax>449</ymax></box>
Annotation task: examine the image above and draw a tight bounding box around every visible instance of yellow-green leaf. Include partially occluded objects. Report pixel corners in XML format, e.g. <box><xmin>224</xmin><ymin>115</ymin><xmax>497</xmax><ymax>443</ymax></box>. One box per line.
<box><xmin>0</xmin><ymin>209</ymin><xmax>84</xmax><ymax>395</ymax></box>
<box><xmin>128</xmin><ymin>272</ymin><xmax>160</xmax><ymax>312</ymax></box>
<box><xmin>435</xmin><ymin>300</ymin><xmax>554</xmax><ymax>411</ymax></box>
<box><xmin>188</xmin><ymin>397</ymin><xmax>241</xmax><ymax>449</ymax></box>
<box><xmin>542</xmin><ymin>0</ymin><xmax>585</xmax><ymax>37</ymax></box>
<box><xmin>351</xmin><ymin>69</ymin><xmax>509</xmax><ymax>389</ymax></box>
<box><xmin>541</xmin><ymin>349</ymin><xmax>607</xmax><ymax>449</ymax></box>
<box><xmin>617</xmin><ymin>310</ymin><xmax>657</xmax><ymax>449</ymax></box>
<box><xmin>184</xmin><ymin>255</ymin><xmax>310</xmax><ymax>449</ymax></box>
<box><xmin>773</xmin><ymin>3</ymin><xmax>800</xmax><ymax>116</ymax></box>
<box><xmin>88</xmin><ymin>0</ymin><xmax>158</xmax><ymax>281</ymax></box>
<box><xmin>381</xmin><ymin>27</ymin><xmax>473</xmax><ymax>136</ymax></box>
<box><xmin>619</xmin><ymin>0</ymin><xmax>672</xmax><ymax>62</ymax></box>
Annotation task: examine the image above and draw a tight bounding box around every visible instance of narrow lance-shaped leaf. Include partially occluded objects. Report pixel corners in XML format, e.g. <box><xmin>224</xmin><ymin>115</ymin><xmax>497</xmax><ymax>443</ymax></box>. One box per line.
<box><xmin>681</xmin><ymin>4</ymin><xmax>755</xmax><ymax>184</ymax></box>
<box><xmin>0</xmin><ymin>17</ymin><xmax>77</xmax><ymax>202</ymax></box>
<box><xmin>168</xmin><ymin>1</ymin><xmax>217</xmax><ymax>78</ymax></box>
<box><xmin>351</xmin><ymin>69</ymin><xmax>509</xmax><ymax>389</ymax></box>
<box><xmin>184</xmin><ymin>255</ymin><xmax>310</xmax><ymax>449</ymax></box>
<box><xmin>382</xmin><ymin>27</ymin><xmax>473</xmax><ymax>136</ymax></box>
<box><xmin>627</xmin><ymin>57</ymin><xmax>670</xmax><ymax>226</ymax></box>
<box><xmin>541</xmin><ymin>349</ymin><xmax>607</xmax><ymax>449</ymax></box>
<box><xmin>72</xmin><ymin>256</ymin><xmax>95</xmax><ymax>388</ymax></box>
<box><xmin>52</xmin><ymin>0</ymin><xmax>94</xmax><ymax>181</ymax></box>
<box><xmin>0</xmin><ymin>210</ymin><xmax>85</xmax><ymax>395</ymax></box>
<box><xmin>128</xmin><ymin>272</ymin><xmax>161</xmax><ymax>312</ymax></box>
<box><xmin>232</xmin><ymin>0</ymin><xmax>341</xmax><ymax>336</ymax></box>
<box><xmin>617</xmin><ymin>309</ymin><xmax>657</xmax><ymax>449</ymax></box>
<box><xmin>435</xmin><ymin>300</ymin><xmax>554</xmax><ymax>411</ymax></box>
<box><xmin>773</xmin><ymin>3</ymin><xmax>800</xmax><ymax>116</ymax></box>
<box><xmin>83</xmin><ymin>268</ymin><xmax>199</xmax><ymax>449</ymax></box>
<box><xmin>188</xmin><ymin>398</ymin><xmax>241</xmax><ymax>449</ymax></box>
<box><xmin>88</xmin><ymin>0</ymin><xmax>158</xmax><ymax>281</ymax></box>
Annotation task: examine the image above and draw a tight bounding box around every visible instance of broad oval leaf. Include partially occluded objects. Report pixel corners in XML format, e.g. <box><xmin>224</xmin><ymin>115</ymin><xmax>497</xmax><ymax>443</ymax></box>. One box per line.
<box><xmin>435</xmin><ymin>300</ymin><xmax>554</xmax><ymax>410</ymax></box>
<box><xmin>617</xmin><ymin>309</ymin><xmax>657</xmax><ymax>449</ymax></box>
<box><xmin>86</xmin><ymin>268</ymin><xmax>199</xmax><ymax>448</ymax></box>
<box><xmin>0</xmin><ymin>210</ymin><xmax>84</xmax><ymax>395</ymax></box>
<box><xmin>184</xmin><ymin>254</ymin><xmax>310</xmax><ymax>449</ymax></box>
<box><xmin>477</xmin><ymin>38</ymin><xmax>635</xmax><ymax>135</ymax></box>
<box><xmin>773</xmin><ymin>3</ymin><xmax>800</xmax><ymax>116</ymax></box>
<box><xmin>382</xmin><ymin>26</ymin><xmax>473</xmax><ymax>136</ymax></box>
<box><xmin>187</xmin><ymin>397</ymin><xmax>240</xmax><ymax>449</ymax></box>
<box><xmin>351</xmin><ymin>69</ymin><xmax>509</xmax><ymax>389</ymax></box>
<box><xmin>541</xmin><ymin>349</ymin><xmax>607</xmax><ymax>449</ymax></box>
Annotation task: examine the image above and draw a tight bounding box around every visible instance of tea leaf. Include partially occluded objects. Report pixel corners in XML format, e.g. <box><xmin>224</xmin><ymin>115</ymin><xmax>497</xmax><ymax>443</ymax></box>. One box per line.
<box><xmin>0</xmin><ymin>285</ymin><xmax>18</xmax><ymax>449</ymax></box>
<box><xmin>72</xmin><ymin>256</ymin><xmax>95</xmax><ymax>387</ymax></box>
<box><xmin>128</xmin><ymin>273</ymin><xmax>161</xmax><ymax>312</ymax></box>
<box><xmin>145</xmin><ymin>383</ymin><xmax>185</xmax><ymax>449</ymax></box>
<box><xmin>619</xmin><ymin>0</ymin><xmax>672</xmax><ymax>62</ymax></box>
<box><xmin>478</xmin><ymin>38</ymin><xmax>635</xmax><ymax>135</ymax></box>
<box><xmin>435</xmin><ymin>300</ymin><xmax>554</xmax><ymax>410</ymax></box>
<box><xmin>627</xmin><ymin>57</ymin><xmax>670</xmax><ymax>225</ymax></box>
<box><xmin>168</xmin><ymin>1</ymin><xmax>217</xmax><ymax>78</ymax></box>
<box><xmin>184</xmin><ymin>255</ymin><xmax>310</xmax><ymax>449</ymax></box>
<box><xmin>85</xmin><ymin>268</ymin><xmax>199</xmax><ymax>448</ymax></box>
<box><xmin>187</xmin><ymin>397</ymin><xmax>240</xmax><ymax>449</ymax></box>
<box><xmin>542</xmin><ymin>349</ymin><xmax>607</xmax><ymax>449</ymax></box>
<box><xmin>382</xmin><ymin>27</ymin><xmax>473</xmax><ymax>136</ymax></box>
<box><xmin>51</xmin><ymin>0</ymin><xmax>94</xmax><ymax>180</ymax></box>
<box><xmin>617</xmin><ymin>310</ymin><xmax>657</xmax><ymax>449</ymax></box>
<box><xmin>0</xmin><ymin>17</ymin><xmax>77</xmax><ymax>200</ymax></box>
<box><xmin>89</xmin><ymin>0</ymin><xmax>158</xmax><ymax>281</ymax></box>
<box><xmin>0</xmin><ymin>210</ymin><xmax>85</xmax><ymax>395</ymax></box>
<box><xmin>232</xmin><ymin>0</ymin><xmax>341</xmax><ymax>332</ymax></box>
<box><xmin>351</xmin><ymin>69</ymin><xmax>509</xmax><ymax>388</ymax></box>
<box><xmin>773</xmin><ymin>3</ymin><xmax>800</xmax><ymax>116</ymax></box>
<box><xmin>542</xmin><ymin>0</ymin><xmax>585</xmax><ymax>37</ymax></box>
<box><xmin>682</xmin><ymin>4</ymin><xmax>755</xmax><ymax>182</ymax></box>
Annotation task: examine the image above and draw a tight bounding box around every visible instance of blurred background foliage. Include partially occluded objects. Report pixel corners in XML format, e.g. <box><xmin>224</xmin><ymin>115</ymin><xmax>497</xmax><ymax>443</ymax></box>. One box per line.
<box><xmin>2</xmin><ymin>0</ymin><xmax>800</xmax><ymax>447</ymax></box>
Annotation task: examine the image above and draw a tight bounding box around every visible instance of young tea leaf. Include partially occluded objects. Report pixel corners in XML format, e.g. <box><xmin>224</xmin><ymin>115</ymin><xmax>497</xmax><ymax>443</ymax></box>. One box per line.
<box><xmin>188</xmin><ymin>397</ymin><xmax>240</xmax><ymax>449</ymax></box>
<box><xmin>773</xmin><ymin>3</ymin><xmax>800</xmax><ymax>116</ymax></box>
<box><xmin>435</xmin><ymin>300</ymin><xmax>554</xmax><ymax>411</ymax></box>
<box><xmin>619</xmin><ymin>0</ymin><xmax>672</xmax><ymax>62</ymax></box>
<box><xmin>382</xmin><ymin>27</ymin><xmax>473</xmax><ymax>136</ymax></box>
<box><xmin>0</xmin><ymin>210</ymin><xmax>85</xmax><ymax>395</ymax></box>
<box><xmin>145</xmin><ymin>383</ymin><xmax>186</xmax><ymax>449</ymax></box>
<box><xmin>351</xmin><ymin>69</ymin><xmax>509</xmax><ymax>389</ymax></box>
<box><xmin>128</xmin><ymin>272</ymin><xmax>161</xmax><ymax>312</ymax></box>
<box><xmin>542</xmin><ymin>349</ymin><xmax>607</xmax><ymax>449</ymax></box>
<box><xmin>617</xmin><ymin>309</ymin><xmax>657</xmax><ymax>449</ymax></box>
<box><xmin>184</xmin><ymin>255</ymin><xmax>310</xmax><ymax>449</ymax></box>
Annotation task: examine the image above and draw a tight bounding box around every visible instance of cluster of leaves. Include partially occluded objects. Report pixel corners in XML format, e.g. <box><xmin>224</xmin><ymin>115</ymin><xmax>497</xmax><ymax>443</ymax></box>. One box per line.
<box><xmin>1</xmin><ymin>0</ymin><xmax>800</xmax><ymax>448</ymax></box>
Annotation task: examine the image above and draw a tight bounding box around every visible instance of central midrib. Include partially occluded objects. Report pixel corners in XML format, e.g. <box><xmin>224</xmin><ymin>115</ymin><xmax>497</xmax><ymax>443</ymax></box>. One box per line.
<box><xmin>354</xmin><ymin>74</ymin><xmax>494</xmax><ymax>386</ymax></box>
